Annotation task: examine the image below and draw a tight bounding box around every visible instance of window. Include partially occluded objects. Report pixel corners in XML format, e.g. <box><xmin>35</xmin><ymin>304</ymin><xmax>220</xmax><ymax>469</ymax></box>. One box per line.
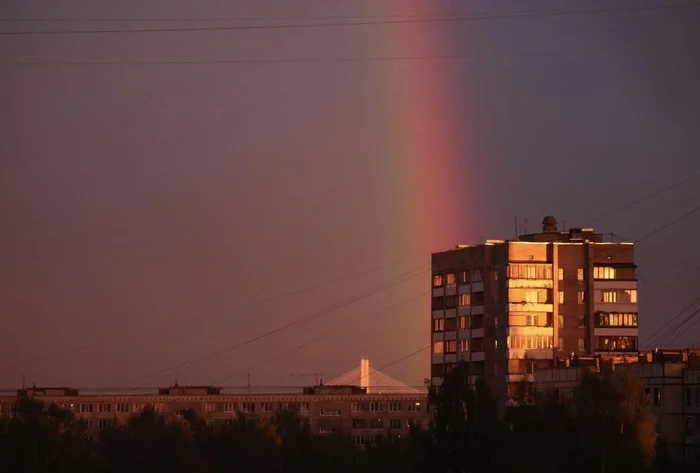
<box><xmin>369</xmin><ymin>402</ymin><xmax>382</xmax><ymax>412</ymax></box>
<box><xmin>299</xmin><ymin>402</ymin><xmax>309</xmax><ymax>412</ymax></box>
<box><xmin>353</xmin><ymin>436</ymin><xmax>365</xmax><ymax>445</ymax></box>
<box><xmin>472</xmin><ymin>269</ymin><xmax>483</xmax><ymax>282</ymax></box>
<box><xmin>444</xmin><ymin>318</ymin><xmax>457</xmax><ymax>332</ymax></box>
<box><xmin>687</xmin><ymin>387</ymin><xmax>692</xmax><ymax>407</ymax></box>
<box><xmin>153</xmin><ymin>403</ymin><xmax>165</xmax><ymax>413</ymax></box>
<box><xmin>446</xmin><ymin>273</ymin><xmax>456</xmax><ymax>285</ymax></box>
<box><xmin>98</xmin><ymin>403</ymin><xmax>111</xmax><ymax>413</ymax></box>
<box><xmin>80</xmin><ymin>403</ymin><xmax>93</xmax><ymax>413</ymax></box>
<box><xmin>98</xmin><ymin>419</ymin><xmax>111</xmax><ymax>429</ymax></box>
<box><xmin>578</xmin><ymin>315</ymin><xmax>586</xmax><ymax>328</ymax></box>
<box><xmin>622</xmin><ymin>289</ymin><xmax>637</xmax><ymax>303</ymax></box>
<box><xmin>433</xmin><ymin>341</ymin><xmax>444</xmax><ymax>354</ymax></box>
<box><xmin>696</xmin><ymin>387</ymin><xmax>700</xmax><ymax>406</ymax></box>
<box><xmin>351</xmin><ymin>402</ymin><xmax>364</xmax><ymax>412</ymax></box>
<box><xmin>559</xmin><ymin>338</ymin><xmax>564</xmax><ymax>350</ymax></box>
<box><xmin>506</xmin><ymin>335</ymin><xmax>554</xmax><ymax>350</ymax></box>
<box><xmin>558</xmin><ymin>268</ymin><xmax>564</xmax><ymax>280</ymax></box>
<box><xmin>432</xmin><ymin>274</ymin><xmax>444</xmax><ymax>287</ymax></box>
<box><xmin>204</xmin><ymin>403</ymin><xmax>217</xmax><ymax>413</ymax></box>
<box><xmin>508</xmin><ymin>264</ymin><xmax>553</xmax><ymax>279</ymax></box>
<box><xmin>558</xmin><ymin>314</ymin><xmax>564</xmax><ymax>328</ymax></box>
<box><xmin>494</xmin><ymin>340</ymin><xmax>499</xmax><ymax>351</ymax></box>
<box><xmin>458</xmin><ymin>271</ymin><xmax>469</xmax><ymax>283</ymax></box>
<box><xmin>431</xmin><ymin>296</ymin><xmax>444</xmax><ymax>310</ymax></box>
<box><xmin>578</xmin><ymin>291</ymin><xmax>585</xmax><ymax>304</ymax></box>
<box><xmin>389</xmin><ymin>402</ymin><xmax>401</xmax><ymax>412</ymax></box>
<box><xmin>132</xmin><ymin>403</ymin><xmax>144</xmax><ymax>413</ymax></box>
<box><xmin>594</xmin><ymin>266</ymin><xmax>616</xmax><ymax>279</ymax></box>
<box><xmin>242</xmin><ymin>402</ymin><xmax>255</xmax><ymax>413</ymax></box>
<box><xmin>577</xmin><ymin>269</ymin><xmax>584</xmax><ymax>281</ymax></box>
<box><xmin>446</xmin><ymin>340</ymin><xmax>457</xmax><ymax>354</ymax></box>
<box><xmin>445</xmin><ymin>295</ymin><xmax>457</xmax><ymax>309</ymax></box>
<box><xmin>407</xmin><ymin>402</ymin><xmax>421</xmax><ymax>412</ymax></box>
<box><xmin>602</xmin><ymin>290</ymin><xmax>617</xmax><ymax>303</ymax></box>
<box><xmin>116</xmin><ymin>403</ymin><xmax>129</xmax><ymax>413</ymax></box>
<box><xmin>352</xmin><ymin>419</ymin><xmax>366</xmax><ymax>429</ymax></box>
<box><xmin>320</xmin><ymin>409</ymin><xmax>341</xmax><ymax>416</ymax></box>
<box><xmin>320</xmin><ymin>426</ymin><xmax>338</xmax><ymax>434</ymax></box>
<box><xmin>458</xmin><ymin>316</ymin><xmax>468</xmax><ymax>330</ymax></box>
<box><xmin>389</xmin><ymin>419</ymin><xmax>402</xmax><ymax>429</ymax></box>
<box><xmin>654</xmin><ymin>388</ymin><xmax>662</xmax><ymax>406</ymax></box>
<box><xmin>261</xmin><ymin>402</ymin><xmax>273</xmax><ymax>413</ymax></box>
<box><xmin>597</xmin><ymin>336</ymin><xmax>638</xmax><ymax>351</ymax></box>
<box><xmin>459</xmin><ymin>293</ymin><xmax>471</xmax><ymax>306</ymax></box>
<box><xmin>370</xmin><ymin>419</ymin><xmax>383</xmax><ymax>429</ymax></box>
<box><xmin>595</xmin><ymin>312</ymin><xmax>638</xmax><ymax>328</ymax></box>
<box><xmin>578</xmin><ymin>338</ymin><xmax>586</xmax><ymax>351</ymax></box>
<box><xmin>223</xmin><ymin>402</ymin><xmax>235</xmax><ymax>412</ymax></box>
<box><xmin>84</xmin><ymin>420</ymin><xmax>93</xmax><ymax>428</ymax></box>
<box><xmin>558</xmin><ymin>291</ymin><xmax>564</xmax><ymax>304</ymax></box>
<box><xmin>433</xmin><ymin>319</ymin><xmax>445</xmax><ymax>332</ymax></box>
<box><xmin>687</xmin><ymin>417</ymin><xmax>695</xmax><ymax>436</ymax></box>
<box><xmin>459</xmin><ymin>340</ymin><xmax>468</xmax><ymax>352</ymax></box>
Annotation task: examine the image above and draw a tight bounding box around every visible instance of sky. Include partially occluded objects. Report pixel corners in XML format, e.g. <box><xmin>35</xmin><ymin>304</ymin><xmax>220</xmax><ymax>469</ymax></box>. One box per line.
<box><xmin>1</xmin><ymin>0</ymin><xmax>699</xmax><ymax>390</ymax></box>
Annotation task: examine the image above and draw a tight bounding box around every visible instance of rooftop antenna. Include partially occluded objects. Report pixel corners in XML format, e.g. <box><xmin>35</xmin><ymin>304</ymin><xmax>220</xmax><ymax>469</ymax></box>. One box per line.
<box><xmin>562</xmin><ymin>220</ymin><xmax>566</xmax><ymax>232</ymax></box>
<box><xmin>514</xmin><ymin>216</ymin><xmax>519</xmax><ymax>239</ymax></box>
<box><xmin>524</xmin><ymin>218</ymin><xmax>528</xmax><ymax>234</ymax></box>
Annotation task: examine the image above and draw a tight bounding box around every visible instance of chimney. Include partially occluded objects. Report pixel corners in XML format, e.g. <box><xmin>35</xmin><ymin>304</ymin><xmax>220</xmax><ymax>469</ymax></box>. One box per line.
<box><xmin>360</xmin><ymin>358</ymin><xmax>369</xmax><ymax>390</ymax></box>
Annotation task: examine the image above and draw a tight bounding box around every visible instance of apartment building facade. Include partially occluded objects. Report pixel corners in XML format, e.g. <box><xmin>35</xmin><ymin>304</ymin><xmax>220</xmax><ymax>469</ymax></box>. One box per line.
<box><xmin>0</xmin><ymin>384</ymin><xmax>428</xmax><ymax>447</ymax></box>
<box><xmin>534</xmin><ymin>350</ymin><xmax>700</xmax><ymax>467</ymax></box>
<box><xmin>430</xmin><ymin>216</ymin><xmax>638</xmax><ymax>404</ymax></box>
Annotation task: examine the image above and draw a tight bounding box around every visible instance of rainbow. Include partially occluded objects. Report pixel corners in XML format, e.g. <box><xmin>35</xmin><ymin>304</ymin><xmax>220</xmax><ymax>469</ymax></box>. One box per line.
<box><xmin>375</xmin><ymin>8</ymin><xmax>472</xmax><ymax>256</ymax></box>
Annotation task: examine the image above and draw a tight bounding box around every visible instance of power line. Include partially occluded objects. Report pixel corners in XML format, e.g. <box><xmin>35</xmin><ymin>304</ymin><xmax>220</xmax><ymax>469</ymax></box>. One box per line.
<box><xmin>121</xmin><ymin>264</ymin><xmax>429</xmax><ymax>388</ymax></box>
<box><xmin>585</xmin><ymin>172</ymin><xmax>700</xmax><ymax>226</ymax></box>
<box><xmin>635</xmin><ymin>204</ymin><xmax>700</xmax><ymax>244</ymax></box>
<box><xmin>0</xmin><ymin>48</ymin><xmax>647</xmax><ymax>67</ymax></box>
<box><xmin>0</xmin><ymin>258</ymin><xmax>405</xmax><ymax>368</ymax></box>
<box><xmin>643</xmin><ymin>295</ymin><xmax>700</xmax><ymax>349</ymax></box>
<box><xmin>1</xmin><ymin>4</ymin><xmax>697</xmax><ymax>35</ymax></box>
<box><xmin>211</xmin><ymin>291</ymin><xmax>429</xmax><ymax>385</ymax></box>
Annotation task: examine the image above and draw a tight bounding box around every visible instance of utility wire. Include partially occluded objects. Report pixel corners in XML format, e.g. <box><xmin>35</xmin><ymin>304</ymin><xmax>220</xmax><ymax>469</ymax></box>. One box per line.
<box><xmin>0</xmin><ymin>48</ymin><xmax>648</xmax><ymax>67</ymax></box>
<box><xmin>343</xmin><ymin>341</ymin><xmax>432</xmax><ymax>388</ymax></box>
<box><xmin>635</xmin><ymin>205</ymin><xmax>700</xmax><ymax>244</ymax></box>
<box><xmin>211</xmin><ymin>291</ymin><xmax>429</xmax><ymax>385</ymax></box>
<box><xmin>643</xmin><ymin>296</ymin><xmax>700</xmax><ymax>349</ymax></box>
<box><xmin>585</xmin><ymin>172</ymin><xmax>700</xmax><ymax>226</ymax></box>
<box><xmin>122</xmin><ymin>264</ymin><xmax>429</xmax><ymax>388</ymax></box>
<box><xmin>1</xmin><ymin>4</ymin><xmax>697</xmax><ymax>35</ymax></box>
<box><xmin>0</xmin><ymin>259</ymin><xmax>404</xmax><ymax>368</ymax></box>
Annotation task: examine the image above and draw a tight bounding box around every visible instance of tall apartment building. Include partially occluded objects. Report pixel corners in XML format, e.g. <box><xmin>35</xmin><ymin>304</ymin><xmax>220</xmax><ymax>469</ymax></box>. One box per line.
<box><xmin>430</xmin><ymin>216</ymin><xmax>638</xmax><ymax>404</ymax></box>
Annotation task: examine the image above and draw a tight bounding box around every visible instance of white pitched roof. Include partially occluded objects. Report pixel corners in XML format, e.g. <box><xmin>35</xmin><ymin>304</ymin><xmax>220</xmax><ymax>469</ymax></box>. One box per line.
<box><xmin>327</xmin><ymin>364</ymin><xmax>424</xmax><ymax>395</ymax></box>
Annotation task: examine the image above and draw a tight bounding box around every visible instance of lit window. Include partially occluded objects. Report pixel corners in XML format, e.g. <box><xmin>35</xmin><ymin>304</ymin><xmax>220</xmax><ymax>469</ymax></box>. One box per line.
<box><xmin>459</xmin><ymin>339</ymin><xmax>468</xmax><ymax>352</ymax></box>
<box><xmin>407</xmin><ymin>402</ymin><xmax>421</xmax><ymax>412</ymax></box>
<box><xmin>525</xmin><ymin>291</ymin><xmax>539</xmax><ymax>303</ymax></box>
<box><xmin>459</xmin><ymin>293</ymin><xmax>471</xmax><ymax>306</ymax></box>
<box><xmin>458</xmin><ymin>316</ymin><xmax>468</xmax><ymax>330</ymax></box>
<box><xmin>494</xmin><ymin>340</ymin><xmax>498</xmax><ymax>351</ymax></box>
<box><xmin>320</xmin><ymin>409</ymin><xmax>341</xmax><ymax>416</ymax></box>
<box><xmin>527</xmin><ymin>314</ymin><xmax>539</xmax><ymax>326</ymax></box>
<box><xmin>602</xmin><ymin>290</ymin><xmax>617</xmax><ymax>303</ymax></box>
<box><xmin>579</xmin><ymin>315</ymin><xmax>586</xmax><ymax>327</ymax></box>
<box><xmin>446</xmin><ymin>340</ymin><xmax>457</xmax><ymax>354</ymax></box>
<box><xmin>458</xmin><ymin>271</ymin><xmax>469</xmax><ymax>283</ymax></box>
<box><xmin>622</xmin><ymin>289</ymin><xmax>637</xmax><ymax>303</ymax></box>
<box><xmin>446</xmin><ymin>273</ymin><xmax>456</xmax><ymax>285</ymax></box>
<box><xmin>559</xmin><ymin>338</ymin><xmax>564</xmax><ymax>350</ymax></box>
<box><xmin>558</xmin><ymin>291</ymin><xmax>565</xmax><ymax>304</ymax></box>
<box><xmin>578</xmin><ymin>338</ymin><xmax>586</xmax><ymax>351</ymax></box>
<box><xmin>319</xmin><ymin>426</ymin><xmax>338</xmax><ymax>434</ymax></box>
<box><xmin>558</xmin><ymin>314</ymin><xmax>564</xmax><ymax>328</ymax></box>
<box><xmin>577</xmin><ymin>269</ymin><xmax>584</xmax><ymax>281</ymax></box>
<box><xmin>432</xmin><ymin>275</ymin><xmax>444</xmax><ymax>287</ymax></box>
<box><xmin>594</xmin><ymin>266</ymin><xmax>616</xmax><ymax>280</ymax></box>
<box><xmin>433</xmin><ymin>319</ymin><xmax>445</xmax><ymax>332</ymax></box>
<box><xmin>578</xmin><ymin>291</ymin><xmax>585</xmax><ymax>304</ymax></box>
<box><xmin>223</xmin><ymin>403</ymin><xmax>235</xmax><ymax>412</ymax></box>
<box><xmin>433</xmin><ymin>341</ymin><xmax>444</xmax><ymax>354</ymax></box>
<box><xmin>654</xmin><ymin>388</ymin><xmax>662</xmax><ymax>406</ymax></box>
<box><xmin>558</xmin><ymin>268</ymin><xmax>564</xmax><ymax>280</ymax></box>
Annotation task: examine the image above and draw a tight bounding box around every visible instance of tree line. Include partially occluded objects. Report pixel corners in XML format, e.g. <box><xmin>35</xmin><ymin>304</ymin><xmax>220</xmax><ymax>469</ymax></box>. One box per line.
<box><xmin>0</xmin><ymin>365</ymin><xmax>680</xmax><ymax>473</ymax></box>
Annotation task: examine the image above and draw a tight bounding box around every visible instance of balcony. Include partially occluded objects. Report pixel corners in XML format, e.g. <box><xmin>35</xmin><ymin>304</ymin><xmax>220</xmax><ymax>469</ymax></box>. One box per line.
<box><xmin>507</xmin><ymin>349</ymin><xmax>554</xmax><ymax>360</ymax></box>
<box><xmin>507</xmin><ymin>279</ymin><xmax>554</xmax><ymax>289</ymax></box>
<box><xmin>508</xmin><ymin>302</ymin><xmax>553</xmax><ymax>313</ymax></box>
